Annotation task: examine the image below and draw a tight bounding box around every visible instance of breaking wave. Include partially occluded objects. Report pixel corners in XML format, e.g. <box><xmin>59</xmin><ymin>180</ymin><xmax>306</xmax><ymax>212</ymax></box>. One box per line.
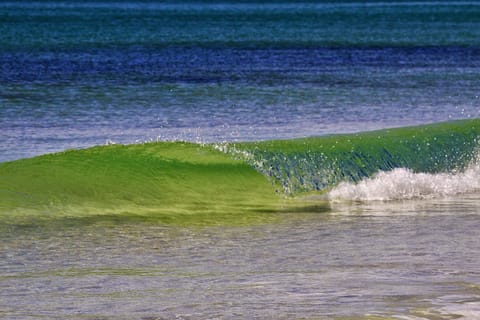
<box><xmin>328</xmin><ymin>155</ymin><xmax>480</xmax><ymax>201</ymax></box>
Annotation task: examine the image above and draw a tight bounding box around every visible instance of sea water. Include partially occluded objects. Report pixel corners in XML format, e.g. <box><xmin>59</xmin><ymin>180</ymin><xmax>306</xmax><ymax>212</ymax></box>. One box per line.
<box><xmin>2</xmin><ymin>198</ymin><xmax>480</xmax><ymax>319</ymax></box>
<box><xmin>1</xmin><ymin>1</ymin><xmax>480</xmax><ymax>319</ymax></box>
<box><xmin>2</xmin><ymin>1</ymin><xmax>480</xmax><ymax>162</ymax></box>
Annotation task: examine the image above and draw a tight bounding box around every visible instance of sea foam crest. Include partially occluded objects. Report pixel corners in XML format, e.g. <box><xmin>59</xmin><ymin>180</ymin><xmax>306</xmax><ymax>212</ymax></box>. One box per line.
<box><xmin>328</xmin><ymin>156</ymin><xmax>480</xmax><ymax>202</ymax></box>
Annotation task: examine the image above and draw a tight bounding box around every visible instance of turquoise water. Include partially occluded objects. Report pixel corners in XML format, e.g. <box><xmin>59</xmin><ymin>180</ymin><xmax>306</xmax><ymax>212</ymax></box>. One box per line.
<box><xmin>2</xmin><ymin>1</ymin><xmax>480</xmax><ymax>319</ymax></box>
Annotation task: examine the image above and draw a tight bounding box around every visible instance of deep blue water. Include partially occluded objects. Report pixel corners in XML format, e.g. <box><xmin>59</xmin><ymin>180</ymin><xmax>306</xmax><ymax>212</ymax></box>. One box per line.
<box><xmin>1</xmin><ymin>1</ymin><xmax>480</xmax><ymax>162</ymax></box>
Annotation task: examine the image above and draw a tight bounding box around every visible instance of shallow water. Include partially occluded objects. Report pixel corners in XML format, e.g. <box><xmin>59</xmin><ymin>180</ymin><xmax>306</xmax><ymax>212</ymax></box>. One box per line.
<box><xmin>2</xmin><ymin>194</ymin><xmax>480</xmax><ymax>319</ymax></box>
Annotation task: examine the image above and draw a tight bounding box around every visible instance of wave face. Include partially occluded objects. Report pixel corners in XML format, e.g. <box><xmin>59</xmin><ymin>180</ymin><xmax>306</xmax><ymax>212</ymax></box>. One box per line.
<box><xmin>229</xmin><ymin>119</ymin><xmax>480</xmax><ymax>195</ymax></box>
<box><xmin>1</xmin><ymin>120</ymin><xmax>479</xmax><ymax>223</ymax></box>
<box><xmin>0</xmin><ymin>142</ymin><xmax>281</xmax><ymax>225</ymax></box>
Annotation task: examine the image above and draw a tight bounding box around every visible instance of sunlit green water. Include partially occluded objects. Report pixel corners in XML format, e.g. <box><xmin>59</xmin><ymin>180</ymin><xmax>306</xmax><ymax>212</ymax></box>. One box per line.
<box><xmin>1</xmin><ymin>119</ymin><xmax>478</xmax><ymax>222</ymax></box>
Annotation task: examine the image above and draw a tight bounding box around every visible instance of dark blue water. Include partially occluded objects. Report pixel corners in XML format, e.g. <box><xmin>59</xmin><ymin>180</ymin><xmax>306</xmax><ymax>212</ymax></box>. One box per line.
<box><xmin>2</xmin><ymin>1</ymin><xmax>480</xmax><ymax>161</ymax></box>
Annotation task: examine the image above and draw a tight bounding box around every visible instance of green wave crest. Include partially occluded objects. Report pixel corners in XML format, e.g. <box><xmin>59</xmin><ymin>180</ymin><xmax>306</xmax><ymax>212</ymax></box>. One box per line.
<box><xmin>1</xmin><ymin>119</ymin><xmax>479</xmax><ymax>224</ymax></box>
<box><xmin>231</xmin><ymin>119</ymin><xmax>480</xmax><ymax>194</ymax></box>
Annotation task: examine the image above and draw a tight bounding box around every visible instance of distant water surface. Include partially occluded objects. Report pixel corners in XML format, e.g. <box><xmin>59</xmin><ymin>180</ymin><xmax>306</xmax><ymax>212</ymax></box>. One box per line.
<box><xmin>1</xmin><ymin>1</ymin><xmax>480</xmax><ymax>161</ymax></box>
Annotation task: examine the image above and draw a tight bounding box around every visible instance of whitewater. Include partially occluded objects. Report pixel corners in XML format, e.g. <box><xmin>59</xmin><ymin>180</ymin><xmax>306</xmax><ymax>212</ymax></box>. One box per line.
<box><xmin>329</xmin><ymin>155</ymin><xmax>480</xmax><ymax>201</ymax></box>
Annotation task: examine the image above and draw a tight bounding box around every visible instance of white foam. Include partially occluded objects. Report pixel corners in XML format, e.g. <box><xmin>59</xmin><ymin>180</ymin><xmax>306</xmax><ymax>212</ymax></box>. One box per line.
<box><xmin>328</xmin><ymin>156</ymin><xmax>480</xmax><ymax>202</ymax></box>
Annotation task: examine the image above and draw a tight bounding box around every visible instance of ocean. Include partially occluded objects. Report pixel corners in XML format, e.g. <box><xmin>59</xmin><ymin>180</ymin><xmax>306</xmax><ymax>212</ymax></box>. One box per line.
<box><xmin>1</xmin><ymin>1</ymin><xmax>480</xmax><ymax>319</ymax></box>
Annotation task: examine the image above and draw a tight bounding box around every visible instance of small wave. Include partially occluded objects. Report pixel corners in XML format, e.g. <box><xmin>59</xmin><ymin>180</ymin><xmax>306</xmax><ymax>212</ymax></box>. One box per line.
<box><xmin>328</xmin><ymin>156</ymin><xmax>480</xmax><ymax>202</ymax></box>
<box><xmin>232</xmin><ymin>119</ymin><xmax>480</xmax><ymax>195</ymax></box>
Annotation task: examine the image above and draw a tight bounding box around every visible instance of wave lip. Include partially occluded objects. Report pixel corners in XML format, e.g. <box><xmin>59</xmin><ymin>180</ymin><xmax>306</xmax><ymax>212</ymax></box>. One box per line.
<box><xmin>328</xmin><ymin>157</ymin><xmax>480</xmax><ymax>202</ymax></box>
<box><xmin>232</xmin><ymin>119</ymin><xmax>480</xmax><ymax>195</ymax></box>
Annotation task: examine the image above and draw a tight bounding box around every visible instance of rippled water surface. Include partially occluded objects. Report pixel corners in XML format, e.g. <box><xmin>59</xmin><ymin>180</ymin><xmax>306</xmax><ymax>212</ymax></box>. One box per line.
<box><xmin>2</xmin><ymin>1</ymin><xmax>480</xmax><ymax>161</ymax></box>
<box><xmin>2</xmin><ymin>194</ymin><xmax>480</xmax><ymax>319</ymax></box>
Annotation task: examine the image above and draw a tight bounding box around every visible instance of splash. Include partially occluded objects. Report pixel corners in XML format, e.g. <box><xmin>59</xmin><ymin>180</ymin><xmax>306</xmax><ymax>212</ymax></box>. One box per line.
<box><xmin>328</xmin><ymin>155</ymin><xmax>480</xmax><ymax>202</ymax></box>
<box><xmin>231</xmin><ymin>119</ymin><xmax>480</xmax><ymax>195</ymax></box>
<box><xmin>1</xmin><ymin>119</ymin><xmax>479</xmax><ymax>223</ymax></box>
